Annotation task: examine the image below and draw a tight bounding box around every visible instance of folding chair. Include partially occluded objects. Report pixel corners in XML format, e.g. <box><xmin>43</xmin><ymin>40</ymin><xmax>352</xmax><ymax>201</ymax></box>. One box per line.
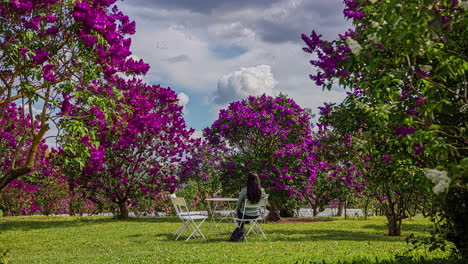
<box><xmin>170</xmin><ymin>194</ymin><xmax>208</xmax><ymax>241</ymax></box>
<box><xmin>233</xmin><ymin>195</ymin><xmax>269</xmax><ymax>240</ymax></box>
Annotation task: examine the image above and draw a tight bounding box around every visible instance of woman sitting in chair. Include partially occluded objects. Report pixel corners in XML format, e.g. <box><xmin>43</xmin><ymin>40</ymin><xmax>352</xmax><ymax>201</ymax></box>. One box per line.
<box><xmin>235</xmin><ymin>172</ymin><xmax>268</xmax><ymax>228</ymax></box>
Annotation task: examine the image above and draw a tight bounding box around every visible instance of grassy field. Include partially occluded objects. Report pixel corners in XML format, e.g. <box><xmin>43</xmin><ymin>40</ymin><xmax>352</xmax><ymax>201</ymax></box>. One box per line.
<box><xmin>0</xmin><ymin>216</ymin><xmax>450</xmax><ymax>264</ymax></box>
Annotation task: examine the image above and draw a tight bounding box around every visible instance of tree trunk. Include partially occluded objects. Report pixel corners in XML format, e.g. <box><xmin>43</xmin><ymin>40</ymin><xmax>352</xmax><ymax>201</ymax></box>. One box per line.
<box><xmin>266</xmin><ymin>202</ymin><xmax>281</xmax><ymax>222</ymax></box>
<box><xmin>118</xmin><ymin>200</ymin><xmax>129</xmax><ymax>219</ymax></box>
<box><xmin>386</xmin><ymin>214</ymin><xmax>402</xmax><ymax>236</ymax></box>
<box><xmin>363</xmin><ymin>203</ymin><xmax>368</xmax><ymax>220</ymax></box>
<box><xmin>0</xmin><ymin>167</ymin><xmax>32</xmax><ymax>190</ymax></box>
<box><xmin>312</xmin><ymin>203</ymin><xmax>319</xmax><ymax>217</ymax></box>
<box><xmin>344</xmin><ymin>198</ymin><xmax>348</xmax><ymax>220</ymax></box>
<box><xmin>363</xmin><ymin>198</ymin><xmax>370</xmax><ymax>220</ymax></box>
<box><xmin>336</xmin><ymin>200</ymin><xmax>343</xmax><ymax>217</ymax></box>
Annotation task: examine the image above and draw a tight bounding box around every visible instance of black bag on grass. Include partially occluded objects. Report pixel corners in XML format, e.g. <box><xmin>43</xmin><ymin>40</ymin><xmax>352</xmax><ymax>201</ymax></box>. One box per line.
<box><xmin>228</xmin><ymin>227</ymin><xmax>244</xmax><ymax>242</ymax></box>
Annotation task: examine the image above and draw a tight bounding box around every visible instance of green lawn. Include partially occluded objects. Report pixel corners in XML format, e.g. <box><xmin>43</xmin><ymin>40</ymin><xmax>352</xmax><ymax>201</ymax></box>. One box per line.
<box><xmin>0</xmin><ymin>216</ymin><xmax>450</xmax><ymax>264</ymax></box>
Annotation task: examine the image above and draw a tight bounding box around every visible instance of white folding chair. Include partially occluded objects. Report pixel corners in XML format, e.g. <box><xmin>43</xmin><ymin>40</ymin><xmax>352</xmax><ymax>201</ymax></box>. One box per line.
<box><xmin>233</xmin><ymin>195</ymin><xmax>269</xmax><ymax>240</ymax></box>
<box><xmin>170</xmin><ymin>194</ymin><xmax>208</xmax><ymax>241</ymax></box>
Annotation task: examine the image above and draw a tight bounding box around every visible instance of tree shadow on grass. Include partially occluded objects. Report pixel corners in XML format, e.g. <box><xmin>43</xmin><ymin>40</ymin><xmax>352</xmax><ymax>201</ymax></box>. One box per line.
<box><xmin>265</xmin><ymin>227</ymin><xmax>406</xmax><ymax>242</ymax></box>
<box><xmin>296</xmin><ymin>256</ymin><xmax>462</xmax><ymax>264</ymax></box>
<box><xmin>361</xmin><ymin>223</ymin><xmax>433</xmax><ymax>234</ymax></box>
<box><xmin>0</xmin><ymin>216</ymin><xmax>181</xmax><ymax>231</ymax></box>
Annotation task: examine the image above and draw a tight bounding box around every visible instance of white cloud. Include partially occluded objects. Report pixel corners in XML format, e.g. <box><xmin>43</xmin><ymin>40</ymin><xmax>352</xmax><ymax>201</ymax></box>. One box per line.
<box><xmin>190</xmin><ymin>130</ymin><xmax>204</xmax><ymax>139</ymax></box>
<box><xmin>177</xmin><ymin>92</ymin><xmax>190</xmax><ymax>106</ymax></box>
<box><xmin>177</xmin><ymin>92</ymin><xmax>190</xmax><ymax>114</ymax></box>
<box><xmin>213</xmin><ymin>64</ymin><xmax>279</xmax><ymax>104</ymax></box>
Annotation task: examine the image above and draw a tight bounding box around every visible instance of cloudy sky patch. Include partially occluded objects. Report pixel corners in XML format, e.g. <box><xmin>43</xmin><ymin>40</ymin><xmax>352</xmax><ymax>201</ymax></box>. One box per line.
<box><xmin>118</xmin><ymin>0</ymin><xmax>351</xmax><ymax>130</ymax></box>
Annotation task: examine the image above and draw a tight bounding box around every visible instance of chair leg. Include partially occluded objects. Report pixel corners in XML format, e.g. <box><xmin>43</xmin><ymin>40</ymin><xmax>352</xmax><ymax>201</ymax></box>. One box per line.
<box><xmin>174</xmin><ymin>222</ymin><xmax>188</xmax><ymax>236</ymax></box>
<box><xmin>186</xmin><ymin>219</ymin><xmax>207</xmax><ymax>241</ymax></box>
<box><xmin>244</xmin><ymin>221</ymin><xmax>267</xmax><ymax>240</ymax></box>
<box><xmin>175</xmin><ymin>222</ymin><xmax>190</xmax><ymax>240</ymax></box>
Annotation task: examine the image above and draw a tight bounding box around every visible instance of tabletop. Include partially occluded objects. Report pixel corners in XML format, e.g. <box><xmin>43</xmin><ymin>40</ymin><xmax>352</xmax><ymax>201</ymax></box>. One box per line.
<box><xmin>205</xmin><ymin>197</ymin><xmax>238</xmax><ymax>202</ymax></box>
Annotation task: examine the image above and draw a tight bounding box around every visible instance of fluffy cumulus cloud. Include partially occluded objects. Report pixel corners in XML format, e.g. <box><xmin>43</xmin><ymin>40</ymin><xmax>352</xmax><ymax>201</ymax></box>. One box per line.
<box><xmin>190</xmin><ymin>130</ymin><xmax>204</xmax><ymax>139</ymax></box>
<box><xmin>213</xmin><ymin>65</ymin><xmax>279</xmax><ymax>104</ymax></box>
<box><xmin>177</xmin><ymin>92</ymin><xmax>190</xmax><ymax>106</ymax></box>
<box><xmin>177</xmin><ymin>92</ymin><xmax>190</xmax><ymax>113</ymax></box>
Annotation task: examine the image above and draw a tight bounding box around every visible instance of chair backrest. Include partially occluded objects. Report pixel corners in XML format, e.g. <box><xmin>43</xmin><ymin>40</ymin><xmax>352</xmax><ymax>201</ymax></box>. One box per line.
<box><xmin>242</xmin><ymin>195</ymin><xmax>269</xmax><ymax>218</ymax></box>
<box><xmin>170</xmin><ymin>194</ymin><xmax>189</xmax><ymax>216</ymax></box>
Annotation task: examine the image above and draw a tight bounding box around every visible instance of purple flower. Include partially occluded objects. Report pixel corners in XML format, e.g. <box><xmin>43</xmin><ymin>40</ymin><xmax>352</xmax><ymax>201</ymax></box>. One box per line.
<box><xmin>343</xmin><ymin>10</ymin><xmax>364</xmax><ymax>20</ymax></box>
<box><xmin>31</xmin><ymin>49</ymin><xmax>49</xmax><ymax>64</ymax></box>
<box><xmin>415</xmin><ymin>96</ymin><xmax>427</xmax><ymax>105</ymax></box>
<box><xmin>42</xmin><ymin>64</ymin><xmax>55</xmax><ymax>72</ymax></box>
<box><xmin>89</xmin><ymin>147</ymin><xmax>105</xmax><ymax>162</ymax></box>
<box><xmin>82</xmin><ymin>35</ymin><xmax>98</xmax><ymax>47</ymax></box>
<box><xmin>46</xmin><ymin>27</ymin><xmax>59</xmax><ymax>35</ymax></box>
<box><xmin>119</xmin><ymin>16</ymin><xmax>136</xmax><ymax>35</ymax></box>
<box><xmin>395</xmin><ymin>126</ymin><xmax>416</xmax><ymax>136</ymax></box>
<box><xmin>318</xmin><ymin>103</ymin><xmax>333</xmax><ymax>116</ymax></box>
<box><xmin>43</xmin><ymin>72</ymin><xmax>55</xmax><ymax>82</ymax></box>
<box><xmin>406</xmin><ymin>108</ymin><xmax>419</xmax><ymax>115</ymax></box>
<box><xmin>400</xmin><ymin>91</ymin><xmax>409</xmax><ymax>100</ymax></box>
<box><xmin>372</xmin><ymin>43</ymin><xmax>384</xmax><ymax>50</ymax></box>
<box><xmin>90</xmin><ymin>106</ymin><xmax>105</xmax><ymax>119</ymax></box>
<box><xmin>44</xmin><ymin>14</ymin><xmax>59</xmax><ymax>23</ymax></box>
<box><xmin>415</xmin><ymin>68</ymin><xmax>432</xmax><ymax>78</ymax></box>
<box><xmin>413</xmin><ymin>142</ymin><xmax>425</xmax><ymax>155</ymax></box>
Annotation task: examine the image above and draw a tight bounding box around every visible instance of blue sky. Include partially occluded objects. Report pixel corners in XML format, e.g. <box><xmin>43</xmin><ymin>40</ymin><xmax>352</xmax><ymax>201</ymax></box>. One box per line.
<box><xmin>118</xmin><ymin>0</ymin><xmax>352</xmax><ymax>132</ymax></box>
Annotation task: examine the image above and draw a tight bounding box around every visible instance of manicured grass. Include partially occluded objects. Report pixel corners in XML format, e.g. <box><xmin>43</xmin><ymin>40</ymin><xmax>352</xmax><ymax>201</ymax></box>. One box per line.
<box><xmin>0</xmin><ymin>216</ymin><xmax>450</xmax><ymax>263</ymax></box>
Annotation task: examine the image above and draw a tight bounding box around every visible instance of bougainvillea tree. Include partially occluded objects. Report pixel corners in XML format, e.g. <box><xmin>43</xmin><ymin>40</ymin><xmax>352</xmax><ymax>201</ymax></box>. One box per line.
<box><xmin>0</xmin><ymin>0</ymin><xmax>148</xmax><ymax>189</ymax></box>
<box><xmin>302</xmin><ymin>0</ymin><xmax>467</xmax><ymax>249</ymax></box>
<box><xmin>203</xmin><ymin>94</ymin><xmax>327</xmax><ymax>219</ymax></box>
<box><xmin>61</xmin><ymin>77</ymin><xmax>197</xmax><ymax>218</ymax></box>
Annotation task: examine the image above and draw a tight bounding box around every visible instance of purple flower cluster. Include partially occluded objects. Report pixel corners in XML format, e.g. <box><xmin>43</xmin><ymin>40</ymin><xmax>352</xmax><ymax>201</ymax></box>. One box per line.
<box><xmin>343</xmin><ymin>0</ymin><xmax>364</xmax><ymax>20</ymax></box>
<box><xmin>301</xmin><ymin>31</ymin><xmax>351</xmax><ymax>86</ymax></box>
<box><xmin>71</xmin><ymin>1</ymin><xmax>148</xmax><ymax>80</ymax></box>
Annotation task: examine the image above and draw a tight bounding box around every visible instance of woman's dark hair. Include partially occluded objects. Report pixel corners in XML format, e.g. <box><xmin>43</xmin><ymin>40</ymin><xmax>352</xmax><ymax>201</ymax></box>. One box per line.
<box><xmin>247</xmin><ymin>172</ymin><xmax>262</xmax><ymax>204</ymax></box>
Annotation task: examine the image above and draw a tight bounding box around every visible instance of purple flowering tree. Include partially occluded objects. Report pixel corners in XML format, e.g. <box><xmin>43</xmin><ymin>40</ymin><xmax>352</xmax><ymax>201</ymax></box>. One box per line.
<box><xmin>61</xmin><ymin>78</ymin><xmax>197</xmax><ymax>218</ymax></box>
<box><xmin>204</xmin><ymin>94</ymin><xmax>326</xmax><ymax>219</ymax></box>
<box><xmin>302</xmin><ymin>0</ymin><xmax>466</xmax><ymax>241</ymax></box>
<box><xmin>0</xmin><ymin>0</ymin><xmax>149</xmax><ymax>189</ymax></box>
